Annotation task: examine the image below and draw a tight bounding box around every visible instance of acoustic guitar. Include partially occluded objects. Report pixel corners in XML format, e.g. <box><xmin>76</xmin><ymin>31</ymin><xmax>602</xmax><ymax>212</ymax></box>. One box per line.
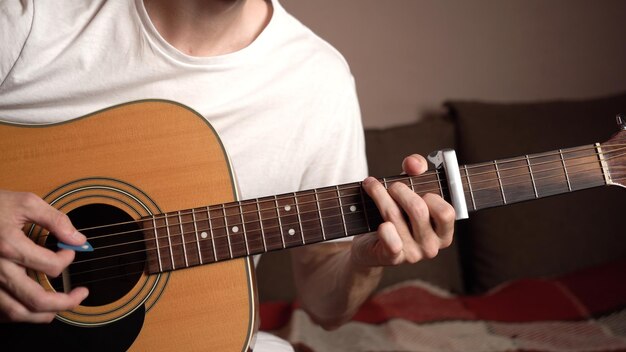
<box><xmin>0</xmin><ymin>100</ymin><xmax>624</xmax><ymax>351</ymax></box>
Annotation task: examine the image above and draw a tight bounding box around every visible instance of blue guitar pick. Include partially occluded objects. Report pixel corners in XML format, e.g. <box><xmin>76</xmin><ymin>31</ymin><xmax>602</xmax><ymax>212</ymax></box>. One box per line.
<box><xmin>57</xmin><ymin>241</ymin><xmax>94</xmax><ymax>252</ymax></box>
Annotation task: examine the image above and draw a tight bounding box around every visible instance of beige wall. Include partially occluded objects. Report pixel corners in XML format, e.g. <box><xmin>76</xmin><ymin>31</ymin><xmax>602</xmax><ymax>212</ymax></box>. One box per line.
<box><xmin>281</xmin><ymin>0</ymin><xmax>626</xmax><ymax>128</ymax></box>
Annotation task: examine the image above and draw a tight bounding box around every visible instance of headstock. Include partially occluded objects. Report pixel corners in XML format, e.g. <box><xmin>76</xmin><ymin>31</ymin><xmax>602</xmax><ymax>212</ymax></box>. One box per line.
<box><xmin>600</xmin><ymin>114</ymin><xmax>626</xmax><ymax>188</ymax></box>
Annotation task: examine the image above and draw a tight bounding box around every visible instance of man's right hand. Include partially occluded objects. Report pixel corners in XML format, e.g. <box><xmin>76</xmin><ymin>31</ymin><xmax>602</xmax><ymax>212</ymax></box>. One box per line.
<box><xmin>0</xmin><ymin>190</ymin><xmax>89</xmax><ymax>323</ymax></box>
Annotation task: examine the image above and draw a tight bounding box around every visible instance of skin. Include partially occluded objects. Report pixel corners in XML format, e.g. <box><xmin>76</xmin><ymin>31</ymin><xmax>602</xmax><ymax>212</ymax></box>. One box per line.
<box><xmin>0</xmin><ymin>0</ymin><xmax>456</xmax><ymax>328</ymax></box>
<box><xmin>292</xmin><ymin>154</ymin><xmax>455</xmax><ymax>328</ymax></box>
<box><xmin>0</xmin><ymin>191</ymin><xmax>88</xmax><ymax>322</ymax></box>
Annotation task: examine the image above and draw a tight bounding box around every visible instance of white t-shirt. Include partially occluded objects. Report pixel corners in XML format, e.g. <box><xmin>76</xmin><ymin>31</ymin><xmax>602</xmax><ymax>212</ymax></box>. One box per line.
<box><xmin>0</xmin><ymin>0</ymin><xmax>368</xmax><ymax>350</ymax></box>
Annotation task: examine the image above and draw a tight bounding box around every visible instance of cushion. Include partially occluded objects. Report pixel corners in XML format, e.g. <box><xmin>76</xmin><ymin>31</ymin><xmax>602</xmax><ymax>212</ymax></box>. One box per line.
<box><xmin>447</xmin><ymin>92</ymin><xmax>626</xmax><ymax>292</ymax></box>
<box><xmin>260</xmin><ymin>259</ymin><xmax>626</xmax><ymax>352</ymax></box>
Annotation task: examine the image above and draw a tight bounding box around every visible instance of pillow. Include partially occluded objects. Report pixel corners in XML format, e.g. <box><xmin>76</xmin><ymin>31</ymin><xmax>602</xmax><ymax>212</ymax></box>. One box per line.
<box><xmin>447</xmin><ymin>92</ymin><xmax>626</xmax><ymax>292</ymax></box>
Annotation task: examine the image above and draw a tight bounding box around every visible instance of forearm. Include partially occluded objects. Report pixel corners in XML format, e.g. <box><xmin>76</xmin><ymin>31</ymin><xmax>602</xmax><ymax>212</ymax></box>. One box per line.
<box><xmin>291</xmin><ymin>242</ymin><xmax>383</xmax><ymax>330</ymax></box>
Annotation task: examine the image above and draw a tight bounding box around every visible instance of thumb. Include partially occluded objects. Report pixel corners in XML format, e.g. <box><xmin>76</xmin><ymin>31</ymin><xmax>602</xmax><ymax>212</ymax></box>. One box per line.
<box><xmin>351</xmin><ymin>223</ymin><xmax>403</xmax><ymax>267</ymax></box>
<box><xmin>402</xmin><ymin>154</ymin><xmax>428</xmax><ymax>176</ymax></box>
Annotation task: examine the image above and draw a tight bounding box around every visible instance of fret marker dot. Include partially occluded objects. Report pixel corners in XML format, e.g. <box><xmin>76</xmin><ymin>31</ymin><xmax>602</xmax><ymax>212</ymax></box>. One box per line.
<box><xmin>288</xmin><ymin>228</ymin><xmax>295</xmax><ymax>236</ymax></box>
<box><xmin>284</xmin><ymin>205</ymin><xmax>291</xmax><ymax>212</ymax></box>
<box><xmin>200</xmin><ymin>232</ymin><xmax>208</xmax><ymax>239</ymax></box>
<box><xmin>350</xmin><ymin>205</ymin><xmax>357</xmax><ymax>212</ymax></box>
<box><xmin>232</xmin><ymin>226</ymin><xmax>239</xmax><ymax>233</ymax></box>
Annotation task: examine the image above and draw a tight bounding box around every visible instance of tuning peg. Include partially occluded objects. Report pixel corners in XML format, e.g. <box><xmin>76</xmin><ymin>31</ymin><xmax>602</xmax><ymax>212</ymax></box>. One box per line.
<box><xmin>617</xmin><ymin>113</ymin><xmax>626</xmax><ymax>130</ymax></box>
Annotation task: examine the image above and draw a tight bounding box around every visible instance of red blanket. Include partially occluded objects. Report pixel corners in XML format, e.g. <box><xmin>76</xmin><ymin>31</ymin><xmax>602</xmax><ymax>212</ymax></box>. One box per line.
<box><xmin>260</xmin><ymin>259</ymin><xmax>626</xmax><ymax>352</ymax></box>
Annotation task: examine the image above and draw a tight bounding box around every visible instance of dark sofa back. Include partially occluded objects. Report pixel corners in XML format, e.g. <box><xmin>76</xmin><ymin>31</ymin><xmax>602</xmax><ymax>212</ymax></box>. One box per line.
<box><xmin>448</xmin><ymin>93</ymin><xmax>626</xmax><ymax>292</ymax></box>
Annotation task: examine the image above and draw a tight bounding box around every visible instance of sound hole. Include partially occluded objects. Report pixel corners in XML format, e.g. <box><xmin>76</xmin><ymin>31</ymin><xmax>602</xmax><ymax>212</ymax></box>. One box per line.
<box><xmin>47</xmin><ymin>204</ymin><xmax>146</xmax><ymax>306</ymax></box>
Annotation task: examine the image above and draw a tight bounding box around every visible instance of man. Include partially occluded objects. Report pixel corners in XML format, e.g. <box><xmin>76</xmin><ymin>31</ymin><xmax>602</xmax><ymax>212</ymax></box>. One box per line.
<box><xmin>0</xmin><ymin>0</ymin><xmax>455</xmax><ymax>350</ymax></box>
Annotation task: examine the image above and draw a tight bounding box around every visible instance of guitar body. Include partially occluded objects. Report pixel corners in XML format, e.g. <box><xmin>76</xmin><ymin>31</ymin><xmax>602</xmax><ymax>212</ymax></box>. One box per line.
<box><xmin>0</xmin><ymin>101</ymin><xmax>256</xmax><ymax>351</ymax></box>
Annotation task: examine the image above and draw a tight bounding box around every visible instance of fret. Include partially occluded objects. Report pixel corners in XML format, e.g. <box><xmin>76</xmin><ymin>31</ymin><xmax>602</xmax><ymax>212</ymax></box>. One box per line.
<box><xmin>208</xmin><ymin>205</ymin><xmax>229</xmax><ymax>261</ymax></box>
<box><xmin>410</xmin><ymin>172</ymin><xmax>440</xmax><ymax>197</ymax></box>
<box><xmin>408</xmin><ymin>176</ymin><xmax>415</xmax><ymax>192</ymax></box>
<box><xmin>168</xmin><ymin>212</ymin><xmax>188</xmax><ymax>269</ymax></box>
<box><xmin>273</xmin><ymin>196</ymin><xmax>287</xmax><ymax>248</ymax></box>
<box><xmin>559</xmin><ymin>149</ymin><xmax>572</xmax><ymax>191</ymax></box>
<box><xmin>275</xmin><ymin>195</ymin><xmax>302</xmax><ymax>247</ymax></box>
<box><xmin>240</xmin><ymin>200</ymin><xmax>265</xmax><ymax>255</ymax></box>
<box><xmin>177</xmin><ymin>211</ymin><xmax>189</xmax><ymax>267</ymax></box>
<box><xmin>256</xmin><ymin>201</ymin><xmax>268</xmax><ymax>251</ymax></box>
<box><xmin>191</xmin><ymin>207</ymin><xmax>215</xmax><ymax>264</ymax></box>
<box><xmin>206</xmin><ymin>206</ymin><xmax>218</xmax><ymax>262</ymax></box>
<box><xmin>561</xmin><ymin>146</ymin><xmax>606</xmax><ymax>190</ymax></box>
<box><xmin>142</xmin><ymin>217</ymin><xmax>166</xmax><ymax>274</ymax></box>
<box><xmin>493</xmin><ymin>160</ymin><xmax>507</xmax><ymax>204</ymax></box>
<box><xmin>152</xmin><ymin>217</ymin><xmax>163</xmax><ymax>272</ymax></box>
<box><xmin>163</xmin><ymin>214</ymin><xmax>176</xmax><ymax>270</ymax></box>
<box><xmin>337</xmin><ymin>183</ymin><xmax>370</xmax><ymax>236</ymax></box>
<box><xmin>464</xmin><ymin>162</ymin><xmax>504</xmax><ymax>210</ymax></box>
<box><xmin>191</xmin><ymin>208</ymin><xmax>203</xmax><ymax>265</ymax></box>
<box><xmin>180</xmin><ymin>210</ymin><xmax>202</xmax><ymax>267</ymax></box>
<box><xmin>463</xmin><ymin>166</ymin><xmax>477</xmax><ymax>211</ymax></box>
<box><xmin>596</xmin><ymin>143</ymin><xmax>611</xmax><ymax>185</ymax></box>
<box><xmin>385</xmin><ymin>175</ymin><xmax>412</xmax><ymax>187</ymax></box>
<box><xmin>526</xmin><ymin>155</ymin><xmax>539</xmax><ymax>198</ymax></box>
<box><xmin>361</xmin><ymin>185</ymin><xmax>384</xmax><ymax>230</ymax></box>
<box><xmin>223</xmin><ymin>203</ymin><xmax>247</xmax><ymax>258</ymax></box>
<box><xmin>317</xmin><ymin>186</ymin><xmax>347</xmax><ymax>240</ymax></box>
<box><xmin>259</xmin><ymin>197</ymin><xmax>282</xmax><ymax>251</ymax></box>
<box><xmin>335</xmin><ymin>185</ymin><xmax>349</xmax><ymax>237</ymax></box>
<box><xmin>221</xmin><ymin>205</ymin><xmax>233</xmax><ymax>259</ymax></box>
<box><xmin>358</xmin><ymin>185</ymin><xmax>372</xmax><ymax>232</ymax></box>
<box><xmin>497</xmin><ymin>157</ymin><xmax>535</xmax><ymax>204</ymax></box>
<box><xmin>313</xmin><ymin>189</ymin><xmax>327</xmax><ymax>240</ymax></box>
<box><xmin>238</xmin><ymin>202</ymin><xmax>250</xmax><ymax>256</ymax></box>
<box><xmin>527</xmin><ymin>152</ymin><xmax>570</xmax><ymax>197</ymax></box>
<box><xmin>435</xmin><ymin>170</ymin><xmax>445</xmax><ymax>198</ymax></box>
<box><xmin>295</xmin><ymin>190</ymin><xmax>324</xmax><ymax>244</ymax></box>
<box><xmin>293</xmin><ymin>192</ymin><xmax>306</xmax><ymax>245</ymax></box>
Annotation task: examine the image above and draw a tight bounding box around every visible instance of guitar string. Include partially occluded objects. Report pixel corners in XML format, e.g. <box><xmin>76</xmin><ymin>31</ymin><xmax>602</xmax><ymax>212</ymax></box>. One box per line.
<box><xmin>56</xmin><ymin>170</ymin><xmax>626</xmax><ymax>289</ymax></box>
<box><xmin>48</xmin><ymin>141</ymin><xmax>626</xmax><ymax>287</ymax></box>
<box><xmin>457</xmin><ymin>174</ymin><xmax>626</xmax><ymax>213</ymax></box>
<box><xmin>462</xmin><ymin>143</ymin><xmax>625</xmax><ymax>170</ymax></box>
<box><xmin>58</xmin><ymin>216</ymin><xmax>377</xmax><ymax>283</ymax></box>
<box><xmin>57</xmin><ymin>217</ymin><xmax>371</xmax><ymax>281</ymax></box>
<box><xmin>54</xmin><ymin>169</ymin><xmax>626</xmax><ymax>286</ymax></box>
<box><xmin>59</xmin><ymin>159</ymin><xmax>618</xmax><ymax>273</ymax></box>
<box><xmin>71</xmin><ymin>155</ymin><xmax>613</xmax><ymax>253</ymax></box>
<box><xmin>40</xmin><ymin>144</ymin><xmax>626</xmax><ymax>240</ymax></box>
<box><xmin>54</xmin><ymin>172</ymin><xmax>445</xmax><ymax>233</ymax></box>
<box><xmin>47</xmin><ymin>156</ymin><xmax>611</xmax><ymax>259</ymax></box>
<box><xmin>53</xmin><ymin>142</ymin><xmax>624</xmax><ymax>242</ymax></box>
<box><xmin>40</xmin><ymin>147</ymin><xmax>624</xmax><ymax>254</ymax></box>
<box><xmin>38</xmin><ymin>143</ymin><xmax>620</xmax><ymax>234</ymax></box>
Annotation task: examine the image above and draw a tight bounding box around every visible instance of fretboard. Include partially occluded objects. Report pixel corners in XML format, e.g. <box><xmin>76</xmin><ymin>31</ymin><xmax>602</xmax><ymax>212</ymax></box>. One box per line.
<box><xmin>142</xmin><ymin>143</ymin><xmax>607</xmax><ymax>274</ymax></box>
<box><xmin>461</xmin><ymin>144</ymin><xmax>606</xmax><ymax>212</ymax></box>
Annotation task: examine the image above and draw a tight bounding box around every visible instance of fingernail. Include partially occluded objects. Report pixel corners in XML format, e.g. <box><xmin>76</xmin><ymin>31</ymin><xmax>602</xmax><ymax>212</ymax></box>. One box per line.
<box><xmin>362</xmin><ymin>177</ymin><xmax>375</xmax><ymax>185</ymax></box>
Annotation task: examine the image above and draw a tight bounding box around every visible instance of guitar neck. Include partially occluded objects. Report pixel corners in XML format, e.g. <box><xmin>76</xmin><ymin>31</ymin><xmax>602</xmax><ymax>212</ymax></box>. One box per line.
<box><xmin>142</xmin><ymin>143</ymin><xmax>608</xmax><ymax>274</ymax></box>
